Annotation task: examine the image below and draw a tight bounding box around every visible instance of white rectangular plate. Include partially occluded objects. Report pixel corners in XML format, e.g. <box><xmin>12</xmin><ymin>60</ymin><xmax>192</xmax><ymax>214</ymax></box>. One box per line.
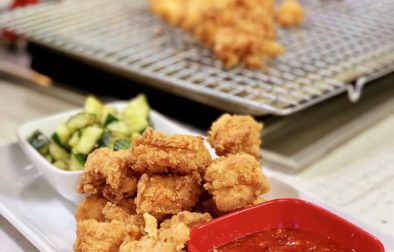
<box><xmin>1</xmin><ymin>142</ymin><xmax>392</xmax><ymax>251</ymax></box>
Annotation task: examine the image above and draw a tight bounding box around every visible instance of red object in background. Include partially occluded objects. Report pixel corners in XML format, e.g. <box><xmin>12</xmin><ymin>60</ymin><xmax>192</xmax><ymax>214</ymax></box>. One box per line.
<box><xmin>11</xmin><ymin>0</ymin><xmax>40</xmax><ymax>9</ymax></box>
<box><xmin>1</xmin><ymin>0</ymin><xmax>40</xmax><ymax>41</ymax></box>
<box><xmin>188</xmin><ymin>198</ymin><xmax>385</xmax><ymax>252</ymax></box>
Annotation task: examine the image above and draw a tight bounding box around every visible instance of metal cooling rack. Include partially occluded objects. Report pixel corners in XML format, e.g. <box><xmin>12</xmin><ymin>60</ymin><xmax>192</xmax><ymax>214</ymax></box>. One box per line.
<box><xmin>1</xmin><ymin>0</ymin><xmax>393</xmax><ymax>115</ymax></box>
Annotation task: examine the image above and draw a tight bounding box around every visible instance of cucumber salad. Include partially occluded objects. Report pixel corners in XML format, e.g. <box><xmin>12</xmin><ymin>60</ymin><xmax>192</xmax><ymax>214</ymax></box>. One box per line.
<box><xmin>28</xmin><ymin>94</ymin><xmax>150</xmax><ymax>171</ymax></box>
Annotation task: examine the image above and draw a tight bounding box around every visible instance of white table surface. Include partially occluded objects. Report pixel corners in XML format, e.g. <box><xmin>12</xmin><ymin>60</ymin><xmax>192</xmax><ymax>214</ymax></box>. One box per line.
<box><xmin>1</xmin><ymin>78</ymin><xmax>394</xmax><ymax>251</ymax></box>
<box><xmin>0</xmin><ymin>79</ymin><xmax>77</xmax><ymax>252</ymax></box>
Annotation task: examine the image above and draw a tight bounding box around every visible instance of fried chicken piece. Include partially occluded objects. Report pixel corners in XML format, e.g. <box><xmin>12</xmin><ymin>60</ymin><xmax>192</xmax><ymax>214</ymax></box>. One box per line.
<box><xmin>75</xmin><ymin>195</ymin><xmax>137</xmax><ymax>222</ymax></box>
<box><xmin>76</xmin><ymin>194</ymin><xmax>109</xmax><ymax>222</ymax></box>
<box><xmin>276</xmin><ymin>0</ymin><xmax>305</xmax><ymax>27</ymax></box>
<box><xmin>120</xmin><ymin>211</ymin><xmax>212</xmax><ymax>252</ymax></box>
<box><xmin>204</xmin><ymin>153</ymin><xmax>270</xmax><ymax>212</ymax></box>
<box><xmin>130</xmin><ymin>128</ymin><xmax>212</xmax><ymax>175</ymax></box>
<box><xmin>135</xmin><ymin>174</ymin><xmax>202</xmax><ymax>220</ymax></box>
<box><xmin>74</xmin><ymin>219</ymin><xmax>140</xmax><ymax>252</ymax></box>
<box><xmin>200</xmin><ymin>197</ymin><xmax>227</xmax><ymax>218</ymax></box>
<box><xmin>74</xmin><ymin>201</ymin><xmax>145</xmax><ymax>252</ymax></box>
<box><xmin>160</xmin><ymin>211</ymin><xmax>212</xmax><ymax>230</ymax></box>
<box><xmin>208</xmin><ymin>114</ymin><xmax>263</xmax><ymax>159</ymax></box>
<box><xmin>150</xmin><ymin>0</ymin><xmax>185</xmax><ymax>26</ymax></box>
<box><xmin>102</xmin><ymin>202</ymin><xmax>140</xmax><ymax>225</ymax></box>
<box><xmin>77</xmin><ymin>148</ymin><xmax>139</xmax><ymax>202</ymax></box>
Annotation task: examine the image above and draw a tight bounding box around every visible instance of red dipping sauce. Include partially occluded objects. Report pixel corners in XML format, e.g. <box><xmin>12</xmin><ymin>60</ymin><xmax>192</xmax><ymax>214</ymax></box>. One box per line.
<box><xmin>212</xmin><ymin>228</ymin><xmax>353</xmax><ymax>252</ymax></box>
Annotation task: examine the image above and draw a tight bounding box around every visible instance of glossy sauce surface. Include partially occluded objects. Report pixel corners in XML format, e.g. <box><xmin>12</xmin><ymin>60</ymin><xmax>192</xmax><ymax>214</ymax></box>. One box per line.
<box><xmin>213</xmin><ymin>228</ymin><xmax>353</xmax><ymax>252</ymax></box>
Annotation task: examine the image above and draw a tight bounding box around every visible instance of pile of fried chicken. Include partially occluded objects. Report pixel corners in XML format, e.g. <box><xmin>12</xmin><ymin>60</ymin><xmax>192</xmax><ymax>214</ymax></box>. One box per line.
<box><xmin>74</xmin><ymin>114</ymin><xmax>270</xmax><ymax>252</ymax></box>
<box><xmin>150</xmin><ymin>0</ymin><xmax>305</xmax><ymax>69</ymax></box>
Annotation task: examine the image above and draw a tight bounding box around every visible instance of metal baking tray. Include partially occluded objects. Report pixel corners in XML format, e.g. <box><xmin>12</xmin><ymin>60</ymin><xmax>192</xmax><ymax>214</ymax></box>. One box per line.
<box><xmin>0</xmin><ymin>0</ymin><xmax>393</xmax><ymax>115</ymax></box>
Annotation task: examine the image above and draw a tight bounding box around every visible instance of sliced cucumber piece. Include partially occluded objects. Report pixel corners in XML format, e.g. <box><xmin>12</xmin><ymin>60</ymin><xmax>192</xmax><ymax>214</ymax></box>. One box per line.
<box><xmin>74</xmin><ymin>126</ymin><xmax>104</xmax><ymax>154</ymax></box>
<box><xmin>49</xmin><ymin>142</ymin><xmax>69</xmax><ymax>161</ymax></box>
<box><xmin>103</xmin><ymin>113</ymin><xmax>119</xmax><ymax>127</ymax></box>
<box><xmin>113</xmin><ymin>139</ymin><xmax>131</xmax><ymax>151</ymax></box>
<box><xmin>107</xmin><ymin>121</ymin><xmax>129</xmax><ymax>135</ymax></box>
<box><xmin>53</xmin><ymin>160</ymin><xmax>68</xmax><ymax>170</ymax></box>
<box><xmin>125</xmin><ymin>116</ymin><xmax>149</xmax><ymax>133</ymax></box>
<box><xmin>74</xmin><ymin>153</ymin><xmax>86</xmax><ymax>165</ymax></box>
<box><xmin>84</xmin><ymin>96</ymin><xmax>103</xmax><ymax>121</ymax></box>
<box><xmin>100</xmin><ymin>106</ymin><xmax>117</xmax><ymax>125</ymax></box>
<box><xmin>70</xmin><ymin>153</ymin><xmax>85</xmax><ymax>171</ymax></box>
<box><xmin>66</xmin><ymin>113</ymin><xmax>96</xmax><ymax>133</ymax></box>
<box><xmin>28</xmin><ymin>130</ymin><xmax>50</xmax><ymax>155</ymax></box>
<box><xmin>45</xmin><ymin>154</ymin><xmax>54</xmax><ymax>163</ymax></box>
<box><xmin>123</xmin><ymin>94</ymin><xmax>150</xmax><ymax>133</ymax></box>
<box><xmin>52</xmin><ymin>123</ymin><xmax>71</xmax><ymax>147</ymax></box>
<box><xmin>99</xmin><ymin>130</ymin><xmax>113</xmax><ymax>148</ymax></box>
<box><xmin>123</xmin><ymin>94</ymin><xmax>150</xmax><ymax>119</ymax></box>
<box><xmin>68</xmin><ymin>131</ymin><xmax>81</xmax><ymax>149</ymax></box>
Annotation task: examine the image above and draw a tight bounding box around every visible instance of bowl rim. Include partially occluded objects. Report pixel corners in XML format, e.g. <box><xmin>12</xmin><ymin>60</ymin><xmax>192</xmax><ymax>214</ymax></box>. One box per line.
<box><xmin>189</xmin><ymin>198</ymin><xmax>385</xmax><ymax>251</ymax></box>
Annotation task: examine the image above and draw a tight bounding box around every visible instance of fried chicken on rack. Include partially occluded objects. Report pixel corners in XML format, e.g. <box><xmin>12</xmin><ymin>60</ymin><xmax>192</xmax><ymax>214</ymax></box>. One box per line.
<box><xmin>204</xmin><ymin>153</ymin><xmax>270</xmax><ymax>212</ymax></box>
<box><xmin>208</xmin><ymin>114</ymin><xmax>263</xmax><ymax>159</ymax></box>
<box><xmin>150</xmin><ymin>0</ymin><xmax>304</xmax><ymax>68</ymax></box>
<box><xmin>76</xmin><ymin>148</ymin><xmax>139</xmax><ymax>202</ymax></box>
<box><xmin>135</xmin><ymin>174</ymin><xmax>202</xmax><ymax>220</ymax></box>
<box><xmin>276</xmin><ymin>0</ymin><xmax>305</xmax><ymax>27</ymax></box>
<box><xmin>130</xmin><ymin>127</ymin><xmax>212</xmax><ymax>175</ymax></box>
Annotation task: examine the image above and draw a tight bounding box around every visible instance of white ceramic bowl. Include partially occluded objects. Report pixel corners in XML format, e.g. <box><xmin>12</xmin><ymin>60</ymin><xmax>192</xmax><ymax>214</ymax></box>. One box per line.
<box><xmin>17</xmin><ymin>102</ymin><xmax>193</xmax><ymax>205</ymax></box>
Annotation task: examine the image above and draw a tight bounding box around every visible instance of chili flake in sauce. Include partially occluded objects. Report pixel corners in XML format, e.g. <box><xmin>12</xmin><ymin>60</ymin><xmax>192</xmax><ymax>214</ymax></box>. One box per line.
<box><xmin>212</xmin><ymin>228</ymin><xmax>353</xmax><ymax>252</ymax></box>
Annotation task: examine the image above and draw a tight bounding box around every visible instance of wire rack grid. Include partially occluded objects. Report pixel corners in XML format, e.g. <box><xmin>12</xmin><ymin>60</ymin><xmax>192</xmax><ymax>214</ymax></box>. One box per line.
<box><xmin>0</xmin><ymin>0</ymin><xmax>393</xmax><ymax>115</ymax></box>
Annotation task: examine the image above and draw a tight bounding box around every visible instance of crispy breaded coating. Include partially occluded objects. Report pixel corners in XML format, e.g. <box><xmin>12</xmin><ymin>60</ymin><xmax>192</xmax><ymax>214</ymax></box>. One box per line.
<box><xmin>77</xmin><ymin>148</ymin><xmax>139</xmax><ymax>202</ymax></box>
<box><xmin>76</xmin><ymin>194</ymin><xmax>109</xmax><ymax>222</ymax></box>
<box><xmin>120</xmin><ymin>211</ymin><xmax>211</xmax><ymax>252</ymax></box>
<box><xmin>150</xmin><ymin>0</ymin><xmax>291</xmax><ymax>68</ymax></box>
<box><xmin>160</xmin><ymin>211</ymin><xmax>212</xmax><ymax>230</ymax></box>
<box><xmin>276</xmin><ymin>0</ymin><xmax>305</xmax><ymax>27</ymax></box>
<box><xmin>130</xmin><ymin>128</ymin><xmax>212</xmax><ymax>175</ymax></box>
<box><xmin>208</xmin><ymin>114</ymin><xmax>263</xmax><ymax>159</ymax></box>
<box><xmin>74</xmin><ymin>219</ymin><xmax>140</xmax><ymax>252</ymax></box>
<box><xmin>204</xmin><ymin>153</ymin><xmax>270</xmax><ymax>212</ymax></box>
<box><xmin>135</xmin><ymin>174</ymin><xmax>202</xmax><ymax>220</ymax></box>
<box><xmin>102</xmin><ymin>202</ymin><xmax>140</xmax><ymax>224</ymax></box>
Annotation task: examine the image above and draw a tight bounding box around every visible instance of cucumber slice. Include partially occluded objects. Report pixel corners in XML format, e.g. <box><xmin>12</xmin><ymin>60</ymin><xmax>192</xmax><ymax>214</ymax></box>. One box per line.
<box><xmin>28</xmin><ymin>130</ymin><xmax>50</xmax><ymax>155</ymax></box>
<box><xmin>45</xmin><ymin>154</ymin><xmax>54</xmax><ymax>163</ymax></box>
<box><xmin>123</xmin><ymin>94</ymin><xmax>150</xmax><ymax>119</ymax></box>
<box><xmin>107</xmin><ymin>121</ymin><xmax>129</xmax><ymax>135</ymax></box>
<box><xmin>84</xmin><ymin>96</ymin><xmax>103</xmax><ymax>121</ymax></box>
<box><xmin>123</xmin><ymin>94</ymin><xmax>150</xmax><ymax>133</ymax></box>
<box><xmin>68</xmin><ymin>131</ymin><xmax>81</xmax><ymax>150</ymax></box>
<box><xmin>49</xmin><ymin>142</ymin><xmax>69</xmax><ymax>161</ymax></box>
<box><xmin>52</xmin><ymin>123</ymin><xmax>71</xmax><ymax>147</ymax></box>
<box><xmin>70</xmin><ymin>153</ymin><xmax>85</xmax><ymax>171</ymax></box>
<box><xmin>103</xmin><ymin>114</ymin><xmax>119</xmax><ymax>127</ymax></box>
<box><xmin>53</xmin><ymin>160</ymin><xmax>68</xmax><ymax>170</ymax></box>
<box><xmin>74</xmin><ymin>126</ymin><xmax>104</xmax><ymax>154</ymax></box>
<box><xmin>99</xmin><ymin>130</ymin><xmax>113</xmax><ymax>148</ymax></box>
<box><xmin>113</xmin><ymin>139</ymin><xmax>131</xmax><ymax>151</ymax></box>
<box><xmin>66</xmin><ymin>113</ymin><xmax>96</xmax><ymax>133</ymax></box>
<box><xmin>74</xmin><ymin>153</ymin><xmax>86</xmax><ymax>165</ymax></box>
<box><xmin>125</xmin><ymin>116</ymin><xmax>149</xmax><ymax>133</ymax></box>
<box><xmin>100</xmin><ymin>106</ymin><xmax>117</xmax><ymax>125</ymax></box>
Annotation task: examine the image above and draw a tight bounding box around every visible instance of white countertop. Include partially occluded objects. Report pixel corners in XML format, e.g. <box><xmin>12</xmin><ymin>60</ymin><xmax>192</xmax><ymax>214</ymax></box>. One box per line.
<box><xmin>1</xmin><ymin>78</ymin><xmax>393</xmax><ymax>251</ymax></box>
<box><xmin>0</xmin><ymin>79</ymin><xmax>77</xmax><ymax>252</ymax></box>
